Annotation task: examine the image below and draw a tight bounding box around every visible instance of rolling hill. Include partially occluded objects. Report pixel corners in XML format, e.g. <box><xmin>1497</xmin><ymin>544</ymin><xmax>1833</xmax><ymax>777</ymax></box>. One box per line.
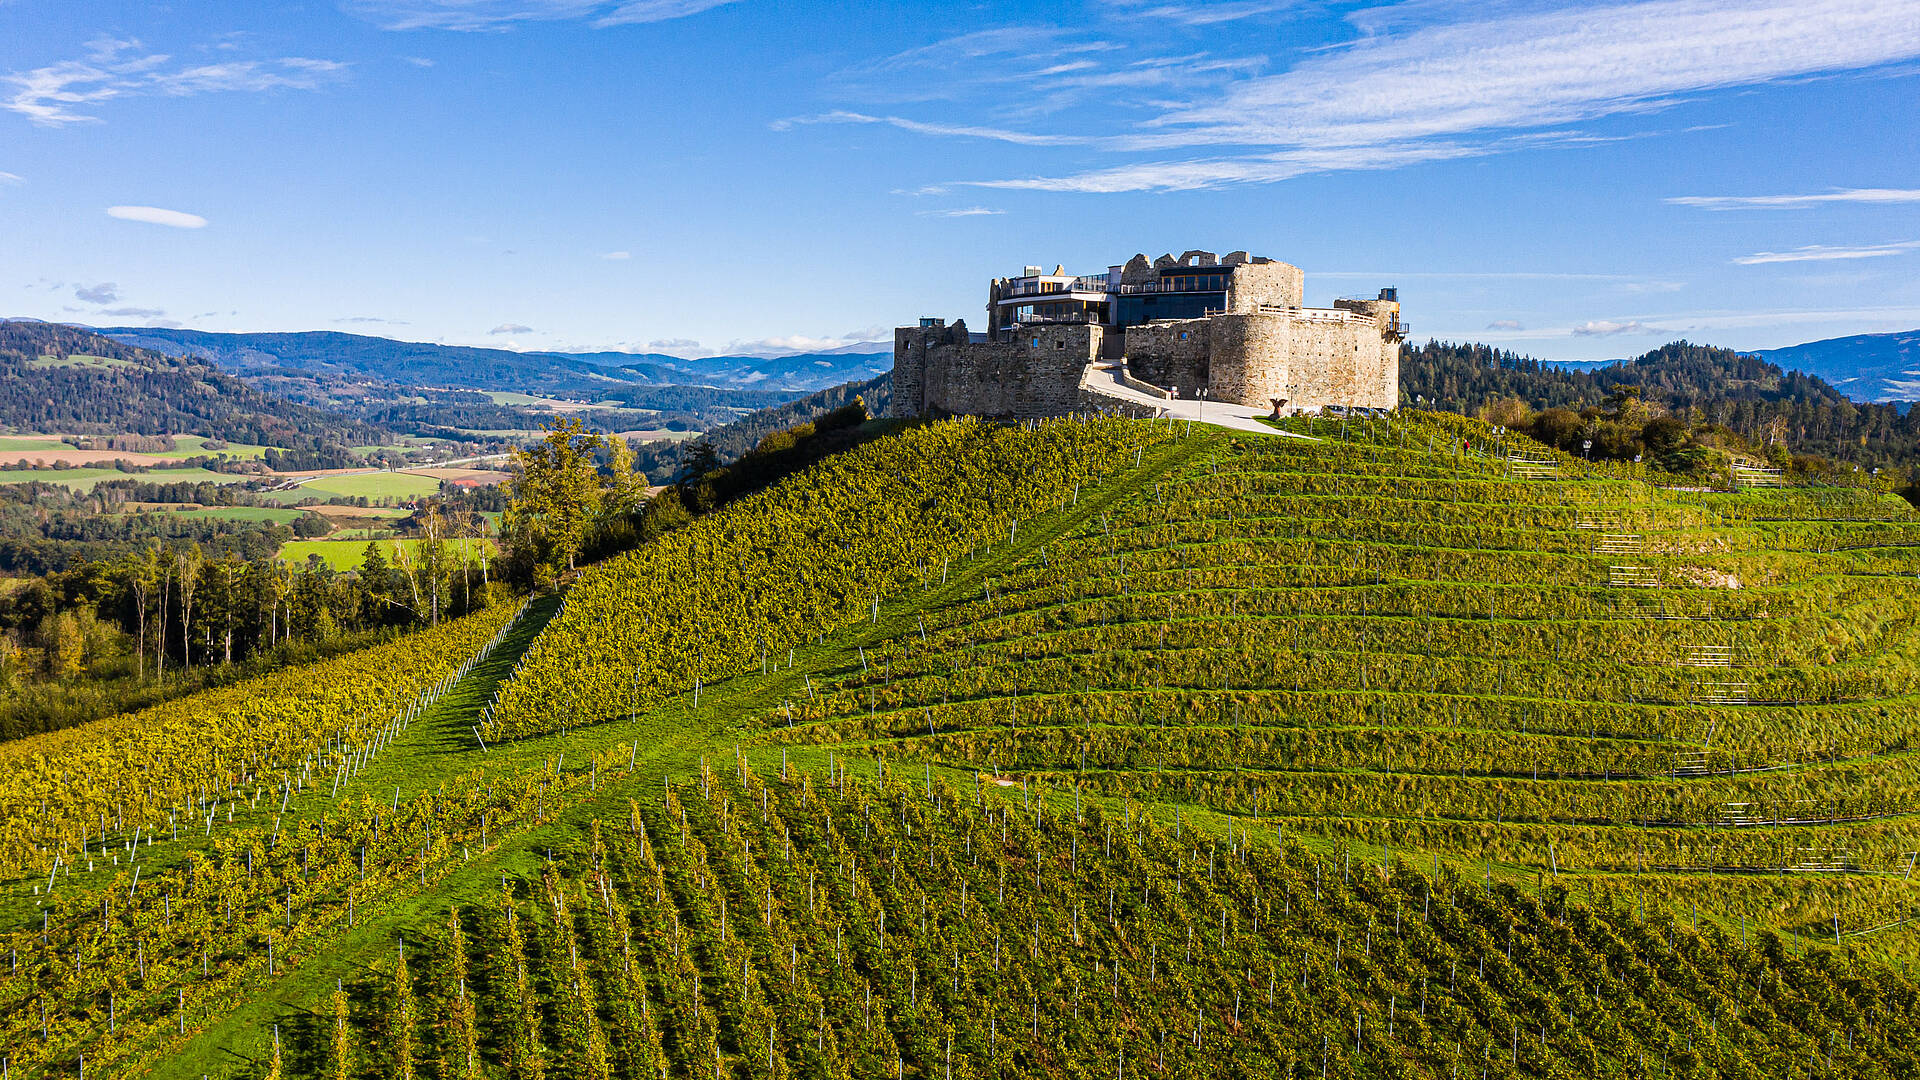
<box><xmin>1756</xmin><ymin>329</ymin><xmax>1920</xmax><ymax>402</ymax></box>
<box><xmin>0</xmin><ymin>320</ymin><xmax>389</xmax><ymax>453</ymax></box>
<box><xmin>99</xmin><ymin>326</ymin><xmax>890</xmax><ymax>396</ymax></box>
<box><xmin>8</xmin><ymin>411</ymin><xmax>1920</xmax><ymax>1077</ymax></box>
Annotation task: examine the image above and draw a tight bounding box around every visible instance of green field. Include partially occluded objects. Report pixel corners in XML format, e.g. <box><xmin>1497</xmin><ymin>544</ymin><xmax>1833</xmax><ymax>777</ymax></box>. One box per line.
<box><xmin>0</xmin><ymin>465</ymin><xmax>255</xmax><ymax>491</ymax></box>
<box><xmin>159</xmin><ymin>435</ymin><xmax>272</xmax><ymax>459</ymax></box>
<box><xmin>28</xmin><ymin>352</ymin><xmax>142</xmax><ymax>370</ymax></box>
<box><xmin>125</xmin><ymin>504</ymin><xmax>310</xmax><ymax>524</ymax></box>
<box><xmin>258</xmin><ymin>470</ymin><xmax>446</xmax><ymax>503</ymax></box>
<box><xmin>279</xmin><ymin>535</ymin><xmax>498</xmax><ymax>569</ymax></box>
<box><xmin>0</xmin><ymin>435</ymin><xmax>67</xmax><ymax>451</ymax></box>
<box><xmin>11</xmin><ymin>414</ymin><xmax>1920</xmax><ymax>1079</ymax></box>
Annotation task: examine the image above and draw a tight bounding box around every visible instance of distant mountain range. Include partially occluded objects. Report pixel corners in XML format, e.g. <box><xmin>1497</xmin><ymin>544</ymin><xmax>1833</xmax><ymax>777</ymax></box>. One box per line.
<box><xmin>94</xmin><ymin>327</ymin><xmax>889</xmax><ymax>396</ymax></box>
<box><xmin>1540</xmin><ymin>329</ymin><xmax>1920</xmax><ymax>403</ymax></box>
<box><xmin>1754</xmin><ymin>329</ymin><xmax>1920</xmax><ymax>402</ymax></box>
<box><xmin>0</xmin><ymin>321</ymin><xmax>387</xmax><ymax>455</ymax></box>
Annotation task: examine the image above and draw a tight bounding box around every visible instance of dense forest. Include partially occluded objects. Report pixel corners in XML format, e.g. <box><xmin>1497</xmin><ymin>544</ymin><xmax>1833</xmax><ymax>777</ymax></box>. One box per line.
<box><xmin>1402</xmin><ymin>340</ymin><xmax>1920</xmax><ymax>479</ymax></box>
<box><xmin>0</xmin><ymin>321</ymin><xmax>389</xmax><ymax>452</ymax></box>
<box><xmin>627</xmin><ymin>373</ymin><xmax>891</xmax><ymax>481</ymax></box>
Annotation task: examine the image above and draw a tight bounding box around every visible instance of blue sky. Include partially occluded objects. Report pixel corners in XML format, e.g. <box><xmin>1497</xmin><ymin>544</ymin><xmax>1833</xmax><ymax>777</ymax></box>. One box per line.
<box><xmin>3</xmin><ymin>0</ymin><xmax>1918</xmax><ymax>359</ymax></box>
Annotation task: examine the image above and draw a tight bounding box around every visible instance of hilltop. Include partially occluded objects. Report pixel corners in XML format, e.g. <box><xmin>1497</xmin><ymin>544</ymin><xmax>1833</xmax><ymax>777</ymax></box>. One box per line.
<box><xmin>0</xmin><ymin>321</ymin><xmax>389</xmax><ymax>454</ymax></box>
<box><xmin>6</xmin><ymin>411</ymin><xmax>1920</xmax><ymax>1077</ymax></box>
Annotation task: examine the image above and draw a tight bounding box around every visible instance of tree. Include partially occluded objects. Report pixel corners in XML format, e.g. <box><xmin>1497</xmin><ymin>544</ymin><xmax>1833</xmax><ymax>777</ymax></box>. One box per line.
<box><xmin>503</xmin><ymin>420</ymin><xmax>605</xmax><ymax>582</ymax></box>
<box><xmin>175</xmin><ymin>545</ymin><xmax>205</xmax><ymax>668</ymax></box>
<box><xmin>122</xmin><ymin>544</ymin><xmax>161</xmax><ymax>680</ymax></box>
<box><xmin>360</xmin><ymin>541</ymin><xmax>393</xmax><ymax>617</ymax></box>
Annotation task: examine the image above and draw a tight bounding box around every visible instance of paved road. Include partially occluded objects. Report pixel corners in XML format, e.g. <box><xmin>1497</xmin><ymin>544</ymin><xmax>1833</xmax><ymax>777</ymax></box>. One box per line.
<box><xmin>1080</xmin><ymin>363</ymin><xmax>1316</xmax><ymax>438</ymax></box>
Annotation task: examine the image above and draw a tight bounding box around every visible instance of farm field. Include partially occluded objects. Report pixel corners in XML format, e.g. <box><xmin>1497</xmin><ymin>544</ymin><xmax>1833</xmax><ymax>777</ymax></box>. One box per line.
<box><xmin>259</xmin><ymin>470</ymin><xmax>446</xmax><ymax>503</ymax></box>
<box><xmin>278</xmin><ymin>535</ymin><xmax>498</xmax><ymax>569</ymax></box>
<box><xmin>27</xmin><ymin>352</ymin><xmax>141</xmax><ymax>370</ymax></box>
<box><xmin>9</xmin><ymin>413</ymin><xmax>1920</xmax><ymax>1078</ymax></box>
<box><xmin>0</xmin><ymin>434</ymin><xmax>270</xmax><ymax>466</ymax></box>
<box><xmin>114</xmin><ymin>504</ymin><xmax>310</xmax><ymax>524</ymax></box>
<box><xmin>0</xmin><ymin>465</ymin><xmax>255</xmax><ymax>490</ymax></box>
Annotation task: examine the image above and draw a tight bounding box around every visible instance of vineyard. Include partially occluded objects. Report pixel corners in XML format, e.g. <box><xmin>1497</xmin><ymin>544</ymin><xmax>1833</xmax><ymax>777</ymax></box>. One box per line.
<box><xmin>741</xmin><ymin>413</ymin><xmax>1920</xmax><ymax>942</ymax></box>
<box><xmin>7</xmin><ymin>411</ymin><xmax>1920</xmax><ymax>1076</ymax></box>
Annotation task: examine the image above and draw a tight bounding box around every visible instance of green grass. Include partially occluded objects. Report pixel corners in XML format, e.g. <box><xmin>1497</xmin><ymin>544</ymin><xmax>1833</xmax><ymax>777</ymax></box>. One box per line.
<box><xmin>256</xmin><ymin>470</ymin><xmax>446</xmax><ymax>503</ymax></box>
<box><xmin>0</xmin><ymin>435</ymin><xmax>67</xmax><ymax>451</ymax></box>
<box><xmin>279</xmin><ymin>536</ymin><xmax>498</xmax><ymax>570</ymax></box>
<box><xmin>0</xmin><ymin>465</ymin><xmax>255</xmax><ymax>491</ymax></box>
<box><xmin>159</xmin><ymin>435</ymin><xmax>271</xmax><ymax>459</ymax></box>
<box><xmin>27</xmin><ymin>352</ymin><xmax>142</xmax><ymax>370</ymax></box>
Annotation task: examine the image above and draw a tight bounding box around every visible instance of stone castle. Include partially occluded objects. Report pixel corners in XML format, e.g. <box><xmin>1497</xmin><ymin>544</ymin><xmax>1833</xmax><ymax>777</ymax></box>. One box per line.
<box><xmin>893</xmin><ymin>250</ymin><xmax>1404</xmax><ymax>418</ymax></box>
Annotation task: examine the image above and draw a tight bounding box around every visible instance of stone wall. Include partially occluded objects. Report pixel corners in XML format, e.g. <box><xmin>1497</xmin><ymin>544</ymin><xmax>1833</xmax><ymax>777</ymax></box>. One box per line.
<box><xmin>898</xmin><ymin>322</ymin><xmax>1104</xmax><ymax>418</ymax></box>
<box><xmin>1256</xmin><ymin>315</ymin><xmax>1396</xmax><ymax>412</ymax></box>
<box><xmin>1225</xmin><ymin>261</ymin><xmax>1304</xmax><ymax>312</ymax></box>
<box><xmin>1123</xmin><ymin>319</ymin><xmax>1212</xmax><ymax>398</ymax></box>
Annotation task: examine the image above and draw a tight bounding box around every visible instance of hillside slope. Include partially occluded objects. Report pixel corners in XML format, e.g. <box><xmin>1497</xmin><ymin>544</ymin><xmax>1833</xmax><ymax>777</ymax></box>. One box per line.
<box><xmin>0</xmin><ymin>321</ymin><xmax>387</xmax><ymax>450</ymax></box>
<box><xmin>8</xmin><ymin>414</ymin><xmax>1920</xmax><ymax>1078</ymax></box>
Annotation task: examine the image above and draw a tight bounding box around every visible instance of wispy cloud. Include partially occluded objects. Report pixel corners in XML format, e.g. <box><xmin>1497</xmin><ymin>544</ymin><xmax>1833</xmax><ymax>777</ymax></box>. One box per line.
<box><xmin>0</xmin><ymin>171</ymin><xmax>21</xmax><ymax>185</ymax></box>
<box><xmin>1733</xmin><ymin>240</ymin><xmax>1920</xmax><ymax>264</ymax></box>
<box><xmin>825</xmin><ymin>27</ymin><xmax>1257</xmax><ymax>116</ymax></box>
<box><xmin>1573</xmin><ymin>319</ymin><xmax>1659</xmax><ymax>336</ymax></box>
<box><xmin>4</xmin><ymin>38</ymin><xmax>347</xmax><ymax>127</ymax></box>
<box><xmin>489</xmin><ymin>322</ymin><xmax>534</xmax><ymax>334</ymax></box>
<box><xmin>776</xmin><ymin>110</ymin><xmax>1098</xmax><ymax>147</ymax></box>
<box><xmin>852</xmin><ymin>0</ymin><xmax>1920</xmax><ymax>192</ymax></box>
<box><xmin>1485</xmin><ymin>319</ymin><xmax>1524</xmax><ymax>331</ymax></box>
<box><xmin>108</xmin><ymin>205</ymin><xmax>207</xmax><ymax>228</ymax></box>
<box><xmin>1671</xmin><ymin>187</ymin><xmax>1920</xmax><ymax>210</ymax></box>
<box><xmin>74</xmin><ymin>282</ymin><xmax>118</xmax><ymax>304</ymax></box>
<box><xmin>1096</xmin><ymin>0</ymin><xmax>1298</xmax><ymax>26</ymax></box>
<box><xmin>96</xmin><ymin>306</ymin><xmax>168</xmax><ymax>319</ymax></box>
<box><xmin>600</xmin><ymin>250</ymin><xmax>632</xmax><ymax>260</ymax></box>
<box><xmin>345</xmin><ymin>0</ymin><xmax>738</xmax><ymax>31</ymax></box>
<box><xmin>917</xmin><ymin>206</ymin><xmax>1005</xmax><ymax>217</ymax></box>
<box><xmin>334</xmin><ymin>315</ymin><xmax>410</xmax><ymax>325</ymax></box>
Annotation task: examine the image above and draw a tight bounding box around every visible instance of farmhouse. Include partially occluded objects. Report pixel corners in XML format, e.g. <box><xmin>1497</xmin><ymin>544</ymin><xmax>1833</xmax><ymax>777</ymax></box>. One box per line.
<box><xmin>892</xmin><ymin>250</ymin><xmax>1404</xmax><ymax>418</ymax></box>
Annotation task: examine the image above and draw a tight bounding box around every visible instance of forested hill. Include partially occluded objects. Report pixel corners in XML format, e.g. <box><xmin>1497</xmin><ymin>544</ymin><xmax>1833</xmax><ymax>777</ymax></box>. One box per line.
<box><xmin>0</xmin><ymin>321</ymin><xmax>389</xmax><ymax>451</ymax></box>
<box><xmin>1403</xmin><ymin>339</ymin><xmax>1920</xmax><ymax>472</ymax></box>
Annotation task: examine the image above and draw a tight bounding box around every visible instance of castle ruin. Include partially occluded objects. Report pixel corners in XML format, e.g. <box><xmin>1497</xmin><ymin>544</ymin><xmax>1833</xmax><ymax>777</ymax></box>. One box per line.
<box><xmin>893</xmin><ymin>250</ymin><xmax>1403</xmax><ymax>418</ymax></box>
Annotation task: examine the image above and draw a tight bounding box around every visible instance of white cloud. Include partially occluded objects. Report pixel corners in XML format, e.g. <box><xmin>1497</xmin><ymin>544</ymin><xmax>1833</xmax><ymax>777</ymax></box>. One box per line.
<box><xmin>1732</xmin><ymin>241</ymin><xmax>1920</xmax><ymax>264</ymax></box>
<box><xmin>489</xmin><ymin>322</ymin><xmax>534</xmax><ymax>334</ymax></box>
<box><xmin>1669</xmin><ymin>187</ymin><xmax>1920</xmax><ymax>210</ymax></box>
<box><xmin>865</xmin><ymin>0</ymin><xmax>1920</xmax><ymax>192</ymax></box>
<box><xmin>0</xmin><ymin>171</ymin><xmax>21</xmax><ymax>185</ymax></box>
<box><xmin>600</xmin><ymin>250</ymin><xmax>632</xmax><ymax>260</ymax></box>
<box><xmin>1573</xmin><ymin>319</ymin><xmax>1658</xmax><ymax>336</ymax></box>
<box><xmin>777</xmin><ymin>110</ymin><xmax>1097</xmax><ymax>147</ymax></box>
<box><xmin>4</xmin><ymin>39</ymin><xmax>347</xmax><ymax>127</ymax></box>
<box><xmin>107</xmin><ymin>205</ymin><xmax>208</xmax><ymax>228</ymax></box>
<box><xmin>595</xmin><ymin>0</ymin><xmax>740</xmax><ymax>26</ymax></box>
<box><xmin>345</xmin><ymin>0</ymin><xmax>737</xmax><ymax>31</ymax></box>
<box><xmin>74</xmin><ymin>282</ymin><xmax>118</xmax><ymax>304</ymax></box>
<box><xmin>917</xmin><ymin>206</ymin><xmax>1005</xmax><ymax>217</ymax></box>
<box><xmin>1096</xmin><ymin>1</ymin><xmax>1297</xmax><ymax>25</ymax></box>
<box><xmin>1485</xmin><ymin>319</ymin><xmax>1524</xmax><ymax>331</ymax></box>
